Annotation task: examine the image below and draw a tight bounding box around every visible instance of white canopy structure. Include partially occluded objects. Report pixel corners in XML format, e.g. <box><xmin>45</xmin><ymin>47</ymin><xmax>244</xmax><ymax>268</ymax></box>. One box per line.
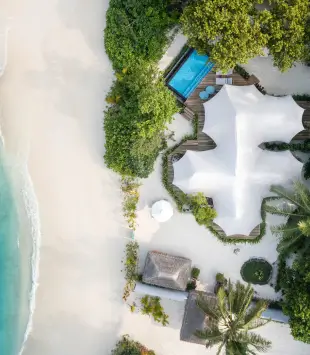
<box><xmin>173</xmin><ymin>85</ymin><xmax>304</xmax><ymax>236</ymax></box>
<box><xmin>151</xmin><ymin>200</ymin><xmax>173</xmax><ymax>222</ymax></box>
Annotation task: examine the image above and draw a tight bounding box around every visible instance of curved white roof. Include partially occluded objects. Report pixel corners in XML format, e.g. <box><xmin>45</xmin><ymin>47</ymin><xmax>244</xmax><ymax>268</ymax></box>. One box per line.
<box><xmin>173</xmin><ymin>85</ymin><xmax>304</xmax><ymax>236</ymax></box>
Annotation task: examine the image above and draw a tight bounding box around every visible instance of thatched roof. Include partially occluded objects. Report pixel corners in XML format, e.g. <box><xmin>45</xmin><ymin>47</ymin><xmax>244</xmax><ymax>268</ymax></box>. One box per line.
<box><xmin>180</xmin><ymin>291</ymin><xmax>217</xmax><ymax>345</ymax></box>
<box><xmin>142</xmin><ymin>251</ymin><xmax>192</xmax><ymax>291</ymax></box>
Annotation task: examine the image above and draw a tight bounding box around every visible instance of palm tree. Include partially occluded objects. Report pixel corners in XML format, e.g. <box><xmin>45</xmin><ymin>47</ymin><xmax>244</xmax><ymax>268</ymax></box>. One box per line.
<box><xmin>264</xmin><ymin>181</ymin><xmax>310</xmax><ymax>255</ymax></box>
<box><xmin>196</xmin><ymin>281</ymin><xmax>271</xmax><ymax>355</ymax></box>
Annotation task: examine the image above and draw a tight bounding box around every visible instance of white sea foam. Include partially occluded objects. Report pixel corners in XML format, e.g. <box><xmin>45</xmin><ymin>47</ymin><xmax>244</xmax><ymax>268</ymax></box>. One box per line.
<box><xmin>17</xmin><ymin>163</ymin><xmax>41</xmax><ymax>355</ymax></box>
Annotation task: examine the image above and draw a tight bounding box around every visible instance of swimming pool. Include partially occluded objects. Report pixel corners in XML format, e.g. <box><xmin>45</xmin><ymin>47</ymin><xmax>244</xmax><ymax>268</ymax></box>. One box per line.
<box><xmin>168</xmin><ymin>50</ymin><xmax>214</xmax><ymax>99</ymax></box>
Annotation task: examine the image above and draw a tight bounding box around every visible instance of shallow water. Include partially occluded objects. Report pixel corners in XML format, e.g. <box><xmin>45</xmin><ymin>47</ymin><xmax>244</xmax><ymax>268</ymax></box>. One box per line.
<box><xmin>0</xmin><ymin>148</ymin><xmax>34</xmax><ymax>355</ymax></box>
<box><xmin>0</xmin><ymin>149</ymin><xmax>21</xmax><ymax>355</ymax></box>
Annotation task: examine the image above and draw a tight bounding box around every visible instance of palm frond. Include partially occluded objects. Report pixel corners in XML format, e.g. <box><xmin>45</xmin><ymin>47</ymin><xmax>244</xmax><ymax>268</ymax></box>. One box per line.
<box><xmin>196</xmin><ymin>293</ymin><xmax>220</xmax><ymax>321</ymax></box>
<box><xmin>264</xmin><ymin>204</ymin><xmax>304</xmax><ymax>218</ymax></box>
<box><xmin>195</xmin><ymin>328</ymin><xmax>223</xmax><ymax>347</ymax></box>
<box><xmin>244</xmin><ymin>300</ymin><xmax>269</xmax><ymax>330</ymax></box>
<box><xmin>298</xmin><ymin>218</ymin><xmax>310</xmax><ymax>237</ymax></box>
<box><xmin>293</xmin><ymin>181</ymin><xmax>310</xmax><ymax>214</ymax></box>
<box><xmin>242</xmin><ymin>332</ymin><xmax>272</xmax><ymax>353</ymax></box>
<box><xmin>270</xmin><ymin>184</ymin><xmax>309</xmax><ymax>213</ymax></box>
<box><xmin>216</xmin><ymin>340</ymin><xmax>226</xmax><ymax>355</ymax></box>
<box><xmin>233</xmin><ymin>282</ymin><xmax>253</xmax><ymax>319</ymax></box>
<box><xmin>217</xmin><ymin>287</ymin><xmax>230</xmax><ymax>321</ymax></box>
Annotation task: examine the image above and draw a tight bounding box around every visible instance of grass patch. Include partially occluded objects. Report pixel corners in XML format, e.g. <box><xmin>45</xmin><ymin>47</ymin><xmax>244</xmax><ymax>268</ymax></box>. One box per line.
<box><xmin>241</xmin><ymin>258</ymin><xmax>273</xmax><ymax>285</ymax></box>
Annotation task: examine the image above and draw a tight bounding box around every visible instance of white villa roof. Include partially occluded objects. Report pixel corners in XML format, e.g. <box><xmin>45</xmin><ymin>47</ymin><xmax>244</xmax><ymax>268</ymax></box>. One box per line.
<box><xmin>173</xmin><ymin>85</ymin><xmax>304</xmax><ymax>236</ymax></box>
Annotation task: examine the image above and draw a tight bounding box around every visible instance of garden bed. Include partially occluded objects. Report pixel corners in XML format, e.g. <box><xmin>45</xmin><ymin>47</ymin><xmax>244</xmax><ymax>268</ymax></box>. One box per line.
<box><xmin>241</xmin><ymin>258</ymin><xmax>273</xmax><ymax>285</ymax></box>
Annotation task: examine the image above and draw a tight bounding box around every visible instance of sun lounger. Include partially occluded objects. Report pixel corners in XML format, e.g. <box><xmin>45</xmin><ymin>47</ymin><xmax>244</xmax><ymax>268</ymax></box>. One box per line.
<box><xmin>216</xmin><ymin>77</ymin><xmax>233</xmax><ymax>85</ymax></box>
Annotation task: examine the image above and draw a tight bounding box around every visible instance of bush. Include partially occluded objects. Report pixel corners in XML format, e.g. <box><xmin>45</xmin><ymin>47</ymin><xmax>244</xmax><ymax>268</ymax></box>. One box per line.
<box><xmin>240</xmin><ymin>258</ymin><xmax>273</xmax><ymax>285</ymax></box>
<box><xmin>121</xmin><ymin>177</ymin><xmax>140</xmax><ymax>230</ymax></box>
<box><xmin>104</xmin><ymin>0</ymin><xmax>176</xmax><ymax>71</ymax></box>
<box><xmin>140</xmin><ymin>296</ymin><xmax>169</xmax><ymax>326</ymax></box>
<box><xmin>186</xmin><ymin>280</ymin><xmax>197</xmax><ymax>291</ymax></box>
<box><xmin>281</xmin><ymin>255</ymin><xmax>310</xmax><ymax>343</ymax></box>
<box><xmin>112</xmin><ymin>335</ymin><xmax>156</xmax><ymax>355</ymax></box>
<box><xmin>216</xmin><ymin>273</ymin><xmax>227</xmax><ymax>285</ymax></box>
<box><xmin>104</xmin><ymin>61</ymin><xmax>178</xmax><ymax>178</ymax></box>
<box><xmin>191</xmin><ymin>267</ymin><xmax>200</xmax><ymax>280</ymax></box>
<box><xmin>191</xmin><ymin>192</ymin><xmax>217</xmax><ymax>227</ymax></box>
<box><xmin>122</xmin><ymin>241</ymin><xmax>139</xmax><ymax>301</ymax></box>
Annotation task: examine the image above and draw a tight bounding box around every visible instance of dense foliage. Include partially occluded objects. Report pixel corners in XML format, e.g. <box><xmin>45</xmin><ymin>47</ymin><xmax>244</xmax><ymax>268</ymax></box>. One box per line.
<box><xmin>191</xmin><ymin>192</ymin><xmax>217</xmax><ymax>227</ymax></box>
<box><xmin>281</xmin><ymin>255</ymin><xmax>310</xmax><ymax>343</ymax></box>
<box><xmin>104</xmin><ymin>62</ymin><xmax>178</xmax><ymax>178</ymax></box>
<box><xmin>240</xmin><ymin>258</ymin><xmax>273</xmax><ymax>285</ymax></box>
<box><xmin>266</xmin><ymin>0</ymin><xmax>309</xmax><ymax>72</ymax></box>
<box><xmin>180</xmin><ymin>0</ymin><xmax>310</xmax><ymax>72</ymax></box>
<box><xmin>265</xmin><ymin>182</ymin><xmax>310</xmax><ymax>256</ymax></box>
<box><xmin>105</xmin><ymin>0</ymin><xmax>176</xmax><ymax>71</ymax></box>
<box><xmin>112</xmin><ymin>335</ymin><xmax>156</xmax><ymax>355</ymax></box>
<box><xmin>181</xmin><ymin>0</ymin><xmax>269</xmax><ymax>72</ymax></box>
<box><xmin>196</xmin><ymin>281</ymin><xmax>271</xmax><ymax>354</ymax></box>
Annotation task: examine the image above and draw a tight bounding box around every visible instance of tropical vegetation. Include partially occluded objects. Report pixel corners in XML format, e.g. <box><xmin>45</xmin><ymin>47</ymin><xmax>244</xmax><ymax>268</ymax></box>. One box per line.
<box><xmin>140</xmin><ymin>296</ymin><xmax>169</xmax><ymax>326</ymax></box>
<box><xmin>265</xmin><ymin>181</ymin><xmax>310</xmax><ymax>343</ymax></box>
<box><xmin>280</xmin><ymin>254</ymin><xmax>310</xmax><ymax>343</ymax></box>
<box><xmin>112</xmin><ymin>335</ymin><xmax>156</xmax><ymax>355</ymax></box>
<box><xmin>264</xmin><ymin>182</ymin><xmax>310</xmax><ymax>256</ymax></box>
<box><xmin>240</xmin><ymin>258</ymin><xmax>273</xmax><ymax>285</ymax></box>
<box><xmin>122</xmin><ymin>241</ymin><xmax>139</xmax><ymax>301</ymax></box>
<box><xmin>105</xmin><ymin>0</ymin><xmax>176</xmax><ymax>71</ymax></box>
<box><xmin>191</xmin><ymin>192</ymin><xmax>217</xmax><ymax>227</ymax></box>
<box><xmin>181</xmin><ymin>0</ymin><xmax>269</xmax><ymax>72</ymax></box>
<box><xmin>121</xmin><ymin>177</ymin><xmax>140</xmax><ymax>230</ymax></box>
<box><xmin>104</xmin><ymin>61</ymin><xmax>178</xmax><ymax>178</ymax></box>
<box><xmin>180</xmin><ymin>0</ymin><xmax>310</xmax><ymax>72</ymax></box>
<box><xmin>196</xmin><ymin>281</ymin><xmax>271</xmax><ymax>354</ymax></box>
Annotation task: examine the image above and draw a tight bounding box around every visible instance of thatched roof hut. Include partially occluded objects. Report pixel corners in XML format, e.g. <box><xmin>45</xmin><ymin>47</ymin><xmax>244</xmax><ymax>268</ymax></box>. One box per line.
<box><xmin>142</xmin><ymin>251</ymin><xmax>191</xmax><ymax>291</ymax></box>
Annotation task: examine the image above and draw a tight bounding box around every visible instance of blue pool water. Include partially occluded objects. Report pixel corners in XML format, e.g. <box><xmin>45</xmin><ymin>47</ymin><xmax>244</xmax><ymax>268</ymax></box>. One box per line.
<box><xmin>168</xmin><ymin>50</ymin><xmax>214</xmax><ymax>99</ymax></box>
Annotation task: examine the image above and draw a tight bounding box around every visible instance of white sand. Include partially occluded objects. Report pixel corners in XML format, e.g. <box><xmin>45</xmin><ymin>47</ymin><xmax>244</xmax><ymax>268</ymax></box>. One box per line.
<box><xmin>158</xmin><ymin>32</ymin><xmax>187</xmax><ymax>71</ymax></box>
<box><xmin>0</xmin><ymin>0</ymin><xmax>125</xmax><ymax>354</ymax></box>
<box><xmin>0</xmin><ymin>1</ymin><xmax>309</xmax><ymax>355</ymax></box>
<box><xmin>243</xmin><ymin>56</ymin><xmax>310</xmax><ymax>95</ymax></box>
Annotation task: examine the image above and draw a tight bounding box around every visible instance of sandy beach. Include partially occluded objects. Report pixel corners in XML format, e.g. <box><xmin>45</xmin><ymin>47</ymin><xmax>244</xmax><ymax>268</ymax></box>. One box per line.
<box><xmin>0</xmin><ymin>0</ymin><xmax>125</xmax><ymax>354</ymax></box>
<box><xmin>0</xmin><ymin>1</ymin><xmax>309</xmax><ymax>355</ymax></box>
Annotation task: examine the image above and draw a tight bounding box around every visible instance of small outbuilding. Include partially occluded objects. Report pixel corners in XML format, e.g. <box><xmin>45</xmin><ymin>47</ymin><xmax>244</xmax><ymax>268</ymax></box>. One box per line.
<box><xmin>180</xmin><ymin>291</ymin><xmax>216</xmax><ymax>345</ymax></box>
<box><xmin>142</xmin><ymin>251</ymin><xmax>192</xmax><ymax>291</ymax></box>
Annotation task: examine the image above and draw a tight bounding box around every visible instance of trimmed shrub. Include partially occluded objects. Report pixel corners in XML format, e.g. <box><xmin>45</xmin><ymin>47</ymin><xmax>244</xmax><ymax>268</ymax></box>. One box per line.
<box><xmin>191</xmin><ymin>267</ymin><xmax>200</xmax><ymax>280</ymax></box>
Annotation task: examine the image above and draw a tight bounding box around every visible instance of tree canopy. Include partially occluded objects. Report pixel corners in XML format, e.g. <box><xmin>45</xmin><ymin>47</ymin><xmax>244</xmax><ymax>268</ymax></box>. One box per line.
<box><xmin>104</xmin><ymin>61</ymin><xmax>178</xmax><ymax>177</ymax></box>
<box><xmin>196</xmin><ymin>280</ymin><xmax>271</xmax><ymax>354</ymax></box>
<box><xmin>180</xmin><ymin>0</ymin><xmax>269</xmax><ymax>72</ymax></box>
<box><xmin>281</xmin><ymin>255</ymin><xmax>310</xmax><ymax>343</ymax></box>
<box><xmin>180</xmin><ymin>0</ymin><xmax>310</xmax><ymax>72</ymax></box>
<box><xmin>264</xmin><ymin>181</ymin><xmax>310</xmax><ymax>256</ymax></box>
<box><xmin>105</xmin><ymin>0</ymin><xmax>175</xmax><ymax>70</ymax></box>
<box><xmin>266</xmin><ymin>0</ymin><xmax>309</xmax><ymax>72</ymax></box>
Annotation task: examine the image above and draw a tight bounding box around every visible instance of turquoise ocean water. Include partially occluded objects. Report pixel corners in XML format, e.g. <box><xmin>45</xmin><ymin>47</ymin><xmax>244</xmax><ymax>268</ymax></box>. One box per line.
<box><xmin>0</xmin><ymin>150</ymin><xmax>21</xmax><ymax>355</ymax></box>
<box><xmin>0</xmin><ymin>147</ymin><xmax>34</xmax><ymax>355</ymax></box>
